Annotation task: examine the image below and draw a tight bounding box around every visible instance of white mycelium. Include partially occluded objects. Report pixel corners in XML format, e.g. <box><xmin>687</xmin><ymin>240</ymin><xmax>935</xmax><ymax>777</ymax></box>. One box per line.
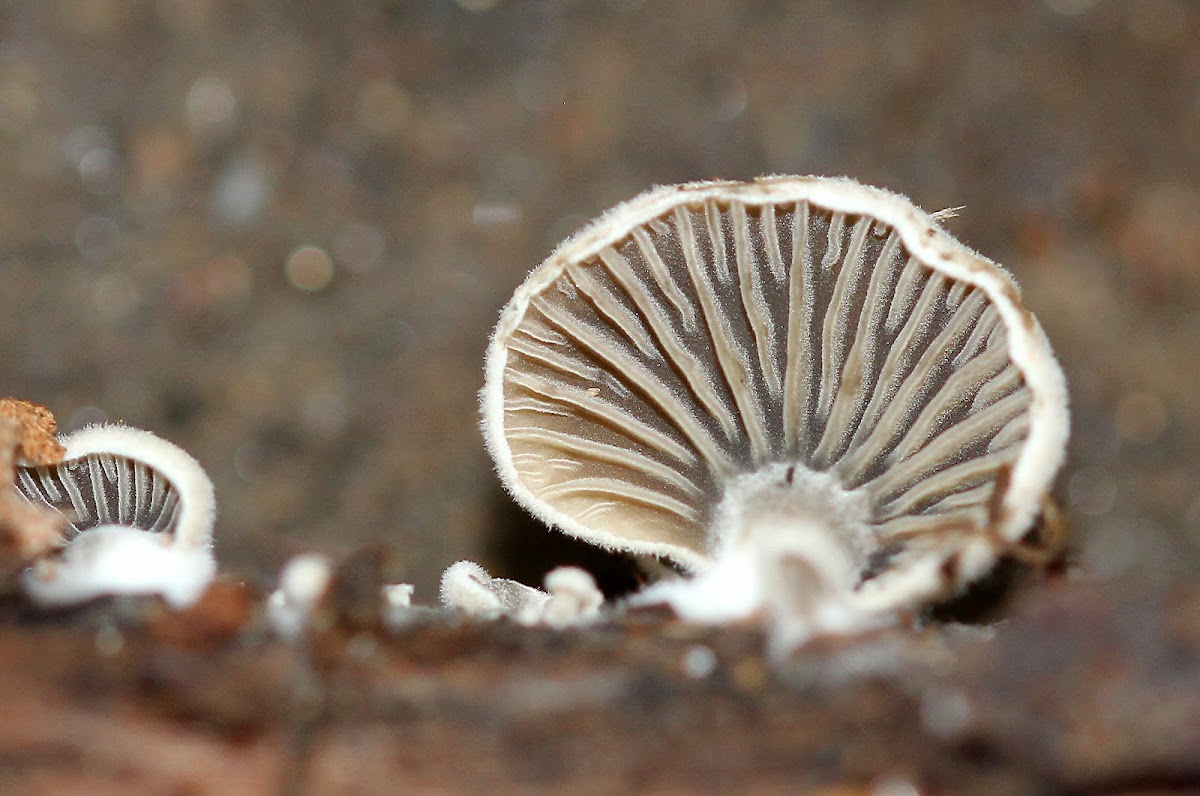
<box><xmin>482</xmin><ymin>176</ymin><xmax>1069</xmax><ymax>641</ymax></box>
<box><xmin>13</xmin><ymin>424</ymin><xmax>217</xmax><ymax>608</ymax></box>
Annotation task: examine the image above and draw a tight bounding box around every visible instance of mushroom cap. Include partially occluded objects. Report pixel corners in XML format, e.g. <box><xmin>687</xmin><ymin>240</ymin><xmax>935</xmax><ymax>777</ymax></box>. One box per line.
<box><xmin>483</xmin><ymin>176</ymin><xmax>1068</xmax><ymax>608</ymax></box>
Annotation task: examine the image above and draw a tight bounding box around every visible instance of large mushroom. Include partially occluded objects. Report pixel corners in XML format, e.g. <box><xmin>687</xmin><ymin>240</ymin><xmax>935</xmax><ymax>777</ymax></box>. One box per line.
<box><xmin>482</xmin><ymin>176</ymin><xmax>1069</xmax><ymax>638</ymax></box>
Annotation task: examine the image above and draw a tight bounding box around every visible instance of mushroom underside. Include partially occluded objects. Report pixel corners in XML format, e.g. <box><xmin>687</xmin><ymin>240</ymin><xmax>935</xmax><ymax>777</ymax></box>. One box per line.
<box><xmin>14</xmin><ymin>452</ymin><xmax>186</xmax><ymax>539</ymax></box>
<box><xmin>495</xmin><ymin>190</ymin><xmax>1040</xmax><ymax>591</ymax></box>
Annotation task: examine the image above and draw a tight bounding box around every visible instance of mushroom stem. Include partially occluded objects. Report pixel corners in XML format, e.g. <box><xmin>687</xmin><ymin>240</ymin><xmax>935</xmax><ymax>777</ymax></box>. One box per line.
<box><xmin>633</xmin><ymin>462</ymin><xmax>874</xmax><ymax>627</ymax></box>
<box><xmin>714</xmin><ymin>462</ymin><xmax>872</xmax><ymax>573</ymax></box>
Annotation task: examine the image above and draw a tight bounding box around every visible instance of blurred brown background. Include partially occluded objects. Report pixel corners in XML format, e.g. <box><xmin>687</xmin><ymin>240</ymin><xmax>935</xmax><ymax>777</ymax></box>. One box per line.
<box><xmin>0</xmin><ymin>0</ymin><xmax>1195</xmax><ymax>597</ymax></box>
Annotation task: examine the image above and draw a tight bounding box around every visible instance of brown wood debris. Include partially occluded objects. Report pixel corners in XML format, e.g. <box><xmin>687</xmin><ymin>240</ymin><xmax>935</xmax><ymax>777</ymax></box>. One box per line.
<box><xmin>0</xmin><ymin>574</ymin><xmax>1195</xmax><ymax>794</ymax></box>
<box><xmin>0</xmin><ymin>399</ymin><xmax>66</xmax><ymax>467</ymax></box>
<box><xmin>0</xmin><ymin>401</ymin><xmax>66</xmax><ymax>574</ymax></box>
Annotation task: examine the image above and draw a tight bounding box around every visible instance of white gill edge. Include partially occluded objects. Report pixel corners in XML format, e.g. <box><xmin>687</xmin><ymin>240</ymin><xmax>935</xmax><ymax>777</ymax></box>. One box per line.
<box><xmin>481</xmin><ymin>176</ymin><xmax>1070</xmax><ymax>573</ymax></box>
<box><xmin>57</xmin><ymin>424</ymin><xmax>216</xmax><ymax>550</ymax></box>
<box><xmin>852</xmin><ymin>534</ymin><xmax>1000</xmax><ymax>615</ymax></box>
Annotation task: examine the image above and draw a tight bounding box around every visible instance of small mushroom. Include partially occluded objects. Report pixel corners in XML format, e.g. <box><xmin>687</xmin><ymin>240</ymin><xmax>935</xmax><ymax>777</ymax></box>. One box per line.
<box><xmin>12</xmin><ymin>424</ymin><xmax>217</xmax><ymax>608</ymax></box>
<box><xmin>267</xmin><ymin>552</ymin><xmax>333</xmax><ymax>640</ymax></box>
<box><xmin>482</xmin><ymin>177</ymin><xmax>1069</xmax><ymax>638</ymax></box>
<box><xmin>440</xmin><ymin>560</ymin><xmax>604</xmax><ymax>627</ymax></box>
<box><xmin>542</xmin><ymin>566</ymin><xmax>604</xmax><ymax>628</ymax></box>
<box><xmin>381</xmin><ymin>582</ymin><xmax>416</xmax><ymax>629</ymax></box>
<box><xmin>440</xmin><ymin>560</ymin><xmax>549</xmax><ymax>624</ymax></box>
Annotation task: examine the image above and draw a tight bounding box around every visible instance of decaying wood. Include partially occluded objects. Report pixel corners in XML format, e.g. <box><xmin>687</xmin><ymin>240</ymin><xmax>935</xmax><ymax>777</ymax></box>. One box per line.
<box><xmin>0</xmin><ymin>401</ymin><xmax>66</xmax><ymax>575</ymax></box>
<box><xmin>0</xmin><ymin>399</ymin><xmax>66</xmax><ymax>466</ymax></box>
<box><xmin>0</xmin><ymin>574</ymin><xmax>1196</xmax><ymax>794</ymax></box>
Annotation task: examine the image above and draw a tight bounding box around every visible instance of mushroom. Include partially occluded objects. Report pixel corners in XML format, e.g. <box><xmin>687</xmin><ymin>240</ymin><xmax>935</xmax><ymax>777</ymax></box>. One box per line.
<box><xmin>440</xmin><ymin>560</ymin><xmax>550</xmax><ymax>624</ymax></box>
<box><xmin>12</xmin><ymin>424</ymin><xmax>217</xmax><ymax>608</ymax></box>
<box><xmin>440</xmin><ymin>560</ymin><xmax>605</xmax><ymax>627</ymax></box>
<box><xmin>267</xmin><ymin>552</ymin><xmax>333</xmax><ymax>640</ymax></box>
<box><xmin>381</xmin><ymin>582</ymin><xmax>417</xmax><ymax>629</ymax></box>
<box><xmin>481</xmin><ymin>176</ymin><xmax>1069</xmax><ymax>639</ymax></box>
<box><xmin>541</xmin><ymin>565</ymin><xmax>604</xmax><ymax>628</ymax></box>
